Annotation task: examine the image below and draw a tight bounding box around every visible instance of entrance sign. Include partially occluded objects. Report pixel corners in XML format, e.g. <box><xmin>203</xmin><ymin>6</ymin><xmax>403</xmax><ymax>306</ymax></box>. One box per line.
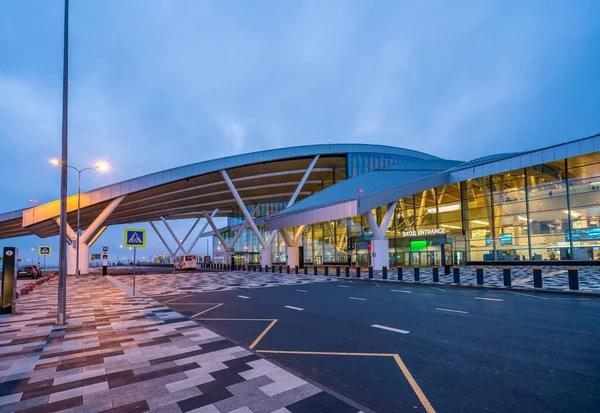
<box><xmin>124</xmin><ymin>228</ymin><xmax>146</xmax><ymax>248</ymax></box>
<box><xmin>402</xmin><ymin>228</ymin><xmax>446</xmax><ymax>237</ymax></box>
<box><xmin>39</xmin><ymin>246</ymin><xmax>52</xmax><ymax>256</ymax></box>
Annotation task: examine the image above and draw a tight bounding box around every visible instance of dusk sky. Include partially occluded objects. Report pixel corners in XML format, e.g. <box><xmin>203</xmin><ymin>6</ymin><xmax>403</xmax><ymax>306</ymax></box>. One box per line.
<box><xmin>1</xmin><ymin>0</ymin><xmax>599</xmax><ymax>265</ymax></box>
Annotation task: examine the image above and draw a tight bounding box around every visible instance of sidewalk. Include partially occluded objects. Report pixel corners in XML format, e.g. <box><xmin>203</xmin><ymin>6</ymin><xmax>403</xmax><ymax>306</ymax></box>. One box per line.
<box><xmin>0</xmin><ymin>275</ymin><xmax>361</xmax><ymax>413</ymax></box>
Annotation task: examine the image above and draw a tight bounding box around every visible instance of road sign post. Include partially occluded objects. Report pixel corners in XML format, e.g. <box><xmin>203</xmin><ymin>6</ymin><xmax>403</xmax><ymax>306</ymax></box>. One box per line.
<box><xmin>39</xmin><ymin>246</ymin><xmax>51</xmax><ymax>272</ymax></box>
<box><xmin>124</xmin><ymin>228</ymin><xmax>146</xmax><ymax>296</ymax></box>
<box><xmin>102</xmin><ymin>246</ymin><xmax>108</xmax><ymax>276</ymax></box>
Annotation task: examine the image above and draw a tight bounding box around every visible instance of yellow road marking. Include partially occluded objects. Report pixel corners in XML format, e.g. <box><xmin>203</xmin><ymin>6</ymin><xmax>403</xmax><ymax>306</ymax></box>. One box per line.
<box><xmin>393</xmin><ymin>354</ymin><xmax>435</xmax><ymax>413</ymax></box>
<box><xmin>163</xmin><ymin>294</ymin><xmax>193</xmax><ymax>303</ymax></box>
<box><xmin>256</xmin><ymin>349</ymin><xmax>436</xmax><ymax>413</ymax></box>
<box><xmin>249</xmin><ymin>319</ymin><xmax>278</xmax><ymax>349</ymax></box>
<box><xmin>190</xmin><ymin>303</ymin><xmax>223</xmax><ymax>318</ymax></box>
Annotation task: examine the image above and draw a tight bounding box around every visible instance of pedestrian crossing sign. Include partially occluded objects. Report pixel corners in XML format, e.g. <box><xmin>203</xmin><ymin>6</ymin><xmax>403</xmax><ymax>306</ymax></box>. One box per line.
<box><xmin>39</xmin><ymin>246</ymin><xmax>52</xmax><ymax>256</ymax></box>
<box><xmin>124</xmin><ymin>228</ymin><xmax>146</xmax><ymax>248</ymax></box>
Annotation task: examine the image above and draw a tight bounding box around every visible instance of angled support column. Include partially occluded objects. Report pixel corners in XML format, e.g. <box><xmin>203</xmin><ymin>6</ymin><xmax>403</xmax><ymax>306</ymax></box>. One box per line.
<box><xmin>188</xmin><ymin>209</ymin><xmax>218</xmax><ymax>252</ymax></box>
<box><xmin>174</xmin><ymin>218</ymin><xmax>200</xmax><ymax>255</ymax></box>
<box><xmin>220</xmin><ymin>170</ymin><xmax>268</xmax><ymax>250</ymax></box>
<box><xmin>87</xmin><ymin>226</ymin><xmax>107</xmax><ymax>248</ymax></box>
<box><xmin>61</xmin><ymin>195</ymin><xmax>126</xmax><ymax>275</ymax></box>
<box><xmin>228</xmin><ymin>205</ymin><xmax>259</xmax><ymax>250</ymax></box>
<box><xmin>202</xmin><ymin>211</ymin><xmax>230</xmax><ymax>253</ymax></box>
<box><xmin>364</xmin><ymin>201</ymin><xmax>397</xmax><ymax>270</ymax></box>
<box><xmin>54</xmin><ymin>217</ymin><xmax>76</xmax><ymax>244</ymax></box>
<box><xmin>161</xmin><ymin>217</ymin><xmax>188</xmax><ymax>255</ymax></box>
<box><xmin>150</xmin><ymin>221</ymin><xmax>175</xmax><ymax>257</ymax></box>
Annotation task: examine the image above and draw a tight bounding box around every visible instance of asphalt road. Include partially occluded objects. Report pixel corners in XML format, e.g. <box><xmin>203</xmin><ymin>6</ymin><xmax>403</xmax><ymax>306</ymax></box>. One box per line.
<box><xmin>154</xmin><ymin>280</ymin><xmax>600</xmax><ymax>413</ymax></box>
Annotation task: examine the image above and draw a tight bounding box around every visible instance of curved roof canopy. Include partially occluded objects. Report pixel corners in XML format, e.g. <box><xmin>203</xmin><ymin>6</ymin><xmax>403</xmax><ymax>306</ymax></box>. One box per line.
<box><xmin>0</xmin><ymin>143</ymin><xmax>439</xmax><ymax>239</ymax></box>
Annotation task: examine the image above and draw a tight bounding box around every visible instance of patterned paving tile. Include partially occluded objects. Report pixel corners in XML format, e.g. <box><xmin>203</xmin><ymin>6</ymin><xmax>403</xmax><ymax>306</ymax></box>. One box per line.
<box><xmin>114</xmin><ymin>271</ymin><xmax>338</xmax><ymax>297</ymax></box>
<box><xmin>0</xmin><ymin>275</ymin><xmax>360</xmax><ymax>413</ymax></box>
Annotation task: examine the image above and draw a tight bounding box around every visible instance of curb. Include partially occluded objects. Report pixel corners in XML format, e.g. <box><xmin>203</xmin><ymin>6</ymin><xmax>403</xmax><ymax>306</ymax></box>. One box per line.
<box><xmin>344</xmin><ymin>276</ymin><xmax>600</xmax><ymax>297</ymax></box>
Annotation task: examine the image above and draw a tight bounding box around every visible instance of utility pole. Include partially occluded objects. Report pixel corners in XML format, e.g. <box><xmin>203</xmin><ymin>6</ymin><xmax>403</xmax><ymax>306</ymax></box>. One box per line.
<box><xmin>57</xmin><ymin>0</ymin><xmax>69</xmax><ymax>325</ymax></box>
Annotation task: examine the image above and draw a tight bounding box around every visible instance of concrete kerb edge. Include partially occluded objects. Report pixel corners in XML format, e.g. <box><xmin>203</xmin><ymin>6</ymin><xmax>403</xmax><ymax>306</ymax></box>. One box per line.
<box><xmin>346</xmin><ymin>276</ymin><xmax>600</xmax><ymax>297</ymax></box>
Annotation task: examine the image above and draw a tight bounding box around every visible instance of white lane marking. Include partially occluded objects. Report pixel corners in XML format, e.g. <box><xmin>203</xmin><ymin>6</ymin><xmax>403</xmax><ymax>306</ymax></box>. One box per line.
<box><xmin>284</xmin><ymin>306</ymin><xmax>304</xmax><ymax>311</ymax></box>
<box><xmin>371</xmin><ymin>324</ymin><xmax>410</xmax><ymax>334</ymax></box>
<box><xmin>295</xmin><ymin>289</ymin><xmax>308</xmax><ymax>293</ymax></box>
<box><xmin>436</xmin><ymin>308</ymin><xmax>468</xmax><ymax>314</ymax></box>
<box><xmin>391</xmin><ymin>289</ymin><xmax>412</xmax><ymax>294</ymax></box>
<box><xmin>237</xmin><ymin>295</ymin><xmax>250</xmax><ymax>299</ymax></box>
<box><xmin>432</xmin><ymin>287</ymin><xmax>445</xmax><ymax>292</ymax></box>
<box><xmin>338</xmin><ymin>285</ymin><xmax>350</xmax><ymax>288</ymax></box>
<box><xmin>476</xmin><ymin>297</ymin><xmax>504</xmax><ymax>302</ymax></box>
<box><xmin>505</xmin><ymin>291</ymin><xmax>548</xmax><ymax>300</ymax></box>
<box><xmin>348</xmin><ymin>297</ymin><xmax>367</xmax><ymax>301</ymax></box>
<box><xmin>374</xmin><ymin>283</ymin><xmax>380</xmax><ymax>287</ymax></box>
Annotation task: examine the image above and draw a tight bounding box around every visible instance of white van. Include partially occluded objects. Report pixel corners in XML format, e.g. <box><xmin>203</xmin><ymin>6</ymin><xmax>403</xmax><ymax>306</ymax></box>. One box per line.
<box><xmin>174</xmin><ymin>255</ymin><xmax>198</xmax><ymax>270</ymax></box>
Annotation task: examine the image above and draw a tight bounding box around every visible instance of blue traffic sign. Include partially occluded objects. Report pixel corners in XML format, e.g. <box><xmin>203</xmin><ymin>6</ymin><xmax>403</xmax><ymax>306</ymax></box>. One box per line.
<box><xmin>124</xmin><ymin>228</ymin><xmax>146</xmax><ymax>248</ymax></box>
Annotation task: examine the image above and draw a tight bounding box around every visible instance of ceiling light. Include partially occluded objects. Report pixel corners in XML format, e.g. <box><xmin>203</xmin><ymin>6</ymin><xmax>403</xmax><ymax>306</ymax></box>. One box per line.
<box><xmin>471</xmin><ymin>220</ymin><xmax>489</xmax><ymax>225</ymax></box>
<box><xmin>441</xmin><ymin>224</ymin><xmax>461</xmax><ymax>229</ymax></box>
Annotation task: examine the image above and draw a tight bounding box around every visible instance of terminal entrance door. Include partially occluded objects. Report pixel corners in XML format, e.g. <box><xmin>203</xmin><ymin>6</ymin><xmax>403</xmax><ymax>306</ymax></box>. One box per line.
<box><xmin>411</xmin><ymin>251</ymin><xmax>440</xmax><ymax>267</ymax></box>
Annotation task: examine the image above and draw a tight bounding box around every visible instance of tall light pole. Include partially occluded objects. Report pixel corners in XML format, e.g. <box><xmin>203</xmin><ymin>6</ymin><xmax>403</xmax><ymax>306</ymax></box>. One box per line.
<box><xmin>57</xmin><ymin>0</ymin><xmax>69</xmax><ymax>326</ymax></box>
<box><xmin>118</xmin><ymin>245</ymin><xmax>123</xmax><ymax>265</ymax></box>
<box><xmin>51</xmin><ymin>159</ymin><xmax>109</xmax><ymax>278</ymax></box>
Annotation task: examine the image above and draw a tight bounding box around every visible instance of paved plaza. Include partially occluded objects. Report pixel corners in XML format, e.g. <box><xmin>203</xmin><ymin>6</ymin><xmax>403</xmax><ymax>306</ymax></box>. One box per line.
<box><xmin>0</xmin><ymin>275</ymin><xmax>361</xmax><ymax>413</ymax></box>
<box><xmin>112</xmin><ymin>265</ymin><xmax>600</xmax><ymax>295</ymax></box>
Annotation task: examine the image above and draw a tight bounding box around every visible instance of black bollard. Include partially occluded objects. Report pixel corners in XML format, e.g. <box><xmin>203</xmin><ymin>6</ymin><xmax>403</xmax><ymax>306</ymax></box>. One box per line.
<box><xmin>432</xmin><ymin>266</ymin><xmax>439</xmax><ymax>283</ymax></box>
<box><xmin>278</xmin><ymin>265</ymin><xmax>282</xmax><ymax>274</ymax></box>
<box><xmin>324</xmin><ymin>266</ymin><xmax>329</xmax><ymax>276</ymax></box>
<box><xmin>453</xmin><ymin>266</ymin><xmax>460</xmax><ymax>284</ymax></box>
<box><xmin>503</xmin><ymin>267</ymin><xmax>511</xmax><ymax>286</ymax></box>
<box><xmin>287</xmin><ymin>265</ymin><xmax>290</xmax><ymax>274</ymax></box>
<box><xmin>533</xmin><ymin>267</ymin><xmax>542</xmax><ymax>288</ymax></box>
<box><xmin>568</xmin><ymin>268</ymin><xmax>579</xmax><ymax>290</ymax></box>
<box><xmin>304</xmin><ymin>265</ymin><xmax>308</xmax><ymax>275</ymax></box>
<box><xmin>368</xmin><ymin>266</ymin><xmax>373</xmax><ymax>279</ymax></box>
<box><xmin>313</xmin><ymin>266</ymin><xmax>318</xmax><ymax>276</ymax></box>
<box><xmin>272</xmin><ymin>265</ymin><xmax>275</xmax><ymax>273</ymax></box>
<box><xmin>336</xmin><ymin>266</ymin><xmax>341</xmax><ymax>277</ymax></box>
<box><xmin>382</xmin><ymin>266</ymin><xmax>387</xmax><ymax>279</ymax></box>
<box><xmin>345</xmin><ymin>266</ymin><xmax>350</xmax><ymax>277</ymax></box>
<box><xmin>397</xmin><ymin>267</ymin><xmax>403</xmax><ymax>281</ymax></box>
<box><xmin>295</xmin><ymin>265</ymin><xmax>299</xmax><ymax>275</ymax></box>
<box><xmin>414</xmin><ymin>266</ymin><xmax>420</xmax><ymax>282</ymax></box>
<box><xmin>356</xmin><ymin>267</ymin><xmax>361</xmax><ymax>278</ymax></box>
<box><xmin>476</xmin><ymin>267</ymin><xmax>484</xmax><ymax>286</ymax></box>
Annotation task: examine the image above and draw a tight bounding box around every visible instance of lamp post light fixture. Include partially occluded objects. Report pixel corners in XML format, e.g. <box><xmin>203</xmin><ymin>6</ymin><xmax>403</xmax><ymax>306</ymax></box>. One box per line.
<box><xmin>50</xmin><ymin>159</ymin><xmax>109</xmax><ymax>278</ymax></box>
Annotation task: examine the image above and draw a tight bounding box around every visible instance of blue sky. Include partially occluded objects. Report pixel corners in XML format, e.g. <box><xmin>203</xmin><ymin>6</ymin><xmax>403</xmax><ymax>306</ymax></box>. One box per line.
<box><xmin>1</xmin><ymin>0</ymin><xmax>599</xmax><ymax>265</ymax></box>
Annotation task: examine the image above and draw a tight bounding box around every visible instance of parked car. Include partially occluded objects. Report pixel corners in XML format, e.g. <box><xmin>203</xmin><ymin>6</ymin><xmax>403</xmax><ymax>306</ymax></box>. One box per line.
<box><xmin>18</xmin><ymin>266</ymin><xmax>39</xmax><ymax>279</ymax></box>
<box><xmin>31</xmin><ymin>265</ymin><xmax>43</xmax><ymax>278</ymax></box>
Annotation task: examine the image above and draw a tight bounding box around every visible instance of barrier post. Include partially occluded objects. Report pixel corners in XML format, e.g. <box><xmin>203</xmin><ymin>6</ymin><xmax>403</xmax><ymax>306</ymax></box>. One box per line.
<box><xmin>368</xmin><ymin>266</ymin><xmax>373</xmax><ymax>279</ymax></box>
<box><xmin>287</xmin><ymin>265</ymin><xmax>290</xmax><ymax>274</ymax></box>
<box><xmin>568</xmin><ymin>268</ymin><xmax>579</xmax><ymax>290</ymax></box>
<box><xmin>414</xmin><ymin>266</ymin><xmax>420</xmax><ymax>282</ymax></box>
<box><xmin>397</xmin><ymin>267</ymin><xmax>403</xmax><ymax>281</ymax></box>
<box><xmin>336</xmin><ymin>266</ymin><xmax>341</xmax><ymax>277</ymax></box>
<box><xmin>345</xmin><ymin>266</ymin><xmax>350</xmax><ymax>277</ymax></box>
<box><xmin>271</xmin><ymin>265</ymin><xmax>275</xmax><ymax>273</ymax></box>
<box><xmin>533</xmin><ymin>267</ymin><xmax>542</xmax><ymax>288</ymax></box>
<box><xmin>453</xmin><ymin>266</ymin><xmax>460</xmax><ymax>284</ymax></box>
<box><xmin>295</xmin><ymin>265</ymin><xmax>299</xmax><ymax>275</ymax></box>
<box><xmin>382</xmin><ymin>266</ymin><xmax>387</xmax><ymax>280</ymax></box>
<box><xmin>313</xmin><ymin>266</ymin><xmax>318</xmax><ymax>276</ymax></box>
<box><xmin>503</xmin><ymin>267</ymin><xmax>511</xmax><ymax>286</ymax></box>
<box><xmin>476</xmin><ymin>267</ymin><xmax>484</xmax><ymax>286</ymax></box>
<box><xmin>304</xmin><ymin>265</ymin><xmax>308</xmax><ymax>275</ymax></box>
<box><xmin>432</xmin><ymin>265</ymin><xmax>439</xmax><ymax>283</ymax></box>
<box><xmin>324</xmin><ymin>266</ymin><xmax>329</xmax><ymax>276</ymax></box>
<box><xmin>356</xmin><ymin>267</ymin><xmax>361</xmax><ymax>278</ymax></box>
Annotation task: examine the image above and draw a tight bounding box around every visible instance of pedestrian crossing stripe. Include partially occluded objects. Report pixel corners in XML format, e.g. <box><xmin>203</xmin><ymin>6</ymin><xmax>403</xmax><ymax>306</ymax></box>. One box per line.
<box><xmin>124</xmin><ymin>228</ymin><xmax>147</xmax><ymax>248</ymax></box>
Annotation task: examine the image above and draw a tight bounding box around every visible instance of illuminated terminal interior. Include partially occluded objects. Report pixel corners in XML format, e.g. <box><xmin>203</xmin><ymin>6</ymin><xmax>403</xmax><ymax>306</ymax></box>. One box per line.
<box><xmin>214</xmin><ymin>151</ymin><xmax>600</xmax><ymax>266</ymax></box>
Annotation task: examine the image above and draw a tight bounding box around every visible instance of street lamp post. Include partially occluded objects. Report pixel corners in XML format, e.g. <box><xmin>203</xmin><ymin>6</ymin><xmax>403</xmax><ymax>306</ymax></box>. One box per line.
<box><xmin>118</xmin><ymin>245</ymin><xmax>123</xmax><ymax>266</ymax></box>
<box><xmin>51</xmin><ymin>160</ymin><xmax>108</xmax><ymax>278</ymax></box>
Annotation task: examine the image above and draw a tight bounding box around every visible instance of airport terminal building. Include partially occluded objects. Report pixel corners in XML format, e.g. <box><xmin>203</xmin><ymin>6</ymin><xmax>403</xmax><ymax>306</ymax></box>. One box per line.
<box><xmin>1</xmin><ymin>134</ymin><xmax>599</xmax><ymax>273</ymax></box>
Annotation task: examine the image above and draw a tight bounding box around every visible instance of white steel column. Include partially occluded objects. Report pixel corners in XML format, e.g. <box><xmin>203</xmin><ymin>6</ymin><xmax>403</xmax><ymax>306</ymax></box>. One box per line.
<box><xmin>87</xmin><ymin>226</ymin><xmax>107</xmax><ymax>247</ymax></box>
<box><xmin>228</xmin><ymin>205</ymin><xmax>259</xmax><ymax>250</ymax></box>
<box><xmin>202</xmin><ymin>211</ymin><xmax>231</xmax><ymax>254</ymax></box>
<box><xmin>65</xmin><ymin>195</ymin><xmax>125</xmax><ymax>275</ymax></box>
<box><xmin>364</xmin><ymin>202</ymin><xmax>397</xmax><ymax>270</ymax></box>
<box><xmin>174</xmin><ymin>218</ymin><xmax>200</xmax><ymax>255</ymax></box>
<box><xmin>188</xmin><ymin>209</ymin><xmax>218</xmax><ymax>252</ymax></box>
<box><xmin>150</xmin><ymin>221</ymin><xmax>175</xmax><ymax>257</ymax></box>
<box><xmin>287</xmin><ymin>155</ymin><xmax>319</xmax><ymax>208</ymax></box>
<box><xmin>161</xmin><ymin>217</ymin><xmax>188</xmax><ymax>255</ymax></box>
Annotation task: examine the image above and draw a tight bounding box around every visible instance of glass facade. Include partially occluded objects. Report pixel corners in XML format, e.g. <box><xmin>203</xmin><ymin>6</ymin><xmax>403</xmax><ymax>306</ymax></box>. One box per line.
<box><xmin>213</xmin><ymin>151</ymin><xmax>600</xmax><ymax>265</ymax></box>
